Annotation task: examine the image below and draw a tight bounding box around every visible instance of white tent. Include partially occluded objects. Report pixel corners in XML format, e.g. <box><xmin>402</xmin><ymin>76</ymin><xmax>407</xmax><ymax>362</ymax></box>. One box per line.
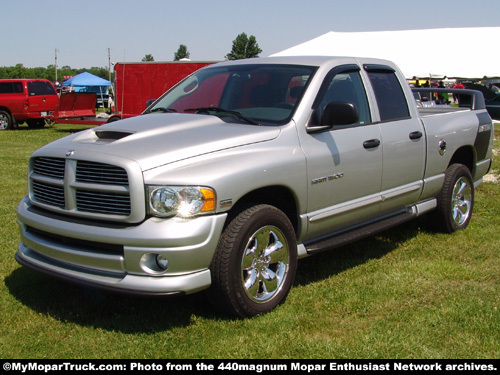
<box><xmin>271</xmin><ymin>27</ymin><xmax>500</xmax><ymax>79</ymax></box>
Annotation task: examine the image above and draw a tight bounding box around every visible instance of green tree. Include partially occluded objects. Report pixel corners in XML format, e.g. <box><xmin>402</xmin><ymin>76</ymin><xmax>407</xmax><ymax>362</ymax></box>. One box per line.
<box><xmin>0</xmin><ymin>64</ymin><xmax>110</xmax><ymax>82</ymax></box>
<box><xmin>45</xmin><ymin>65</ymin><xmax>56</xmax><ymax>82</ymax></box>
<box><xmin>174</xmin><ymin>44</ymin><xmax>190</xmax><ymax>61</ymax></box>
<box><xmin>225</xmin><ymin>32</ymin><xmax>262</xmax><ymax>60</ymax></box>
<box><xmin>142</xmin><ymin>54</ymin><xmax>155</xmax><ymax>62</ymax></box>
<box><xmin>32</xmin><ymin>67</ymin><xmax>48</xmax><ymax>79</ymax></box>
<box><xmin>58</xmin><ymin>65</ymin><xmax>74</xmax><ymax>82</ymax></box>
<box><xmin>86</xmin><ymin>67</ymin><xmax>109</xmax><ymax>79</ymax></box>
<box><xmin>7</xmin><ymin>64</ymin><xmax>28</xmax><ymax>78</ymax></box>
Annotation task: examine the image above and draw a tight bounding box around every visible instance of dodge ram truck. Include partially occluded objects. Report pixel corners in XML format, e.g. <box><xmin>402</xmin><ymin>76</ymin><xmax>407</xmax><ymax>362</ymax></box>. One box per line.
<box><xmin>16</xmin><ymin>56</ymin><xmax>494</xmax><ymax>317</ymax></box>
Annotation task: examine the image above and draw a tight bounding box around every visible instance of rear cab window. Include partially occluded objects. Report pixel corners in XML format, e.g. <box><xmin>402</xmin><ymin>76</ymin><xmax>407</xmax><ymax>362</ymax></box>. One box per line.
<box><xmin>27</xmin><ymin>81</ymin><xmax>57</xmax><ymax>96</ymax></box>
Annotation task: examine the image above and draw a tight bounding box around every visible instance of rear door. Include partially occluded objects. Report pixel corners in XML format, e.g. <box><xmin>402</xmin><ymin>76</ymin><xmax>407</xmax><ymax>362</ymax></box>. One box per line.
<box><xmin>0</xmin><ymin>81</ymin><xmax>24</xmax><ymax>116</ymax></box>
<box><xmin>364</xmin><ymin>65</ymin><xmax>426</xmax><ymax>216</ymax></box>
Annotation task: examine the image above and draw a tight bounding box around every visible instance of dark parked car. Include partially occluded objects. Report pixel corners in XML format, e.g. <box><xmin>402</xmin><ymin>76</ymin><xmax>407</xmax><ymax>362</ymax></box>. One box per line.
<box><xmin>464</xmin><ymin>83</ymin><xmax>500</xmax><ymax>120</ymax></box>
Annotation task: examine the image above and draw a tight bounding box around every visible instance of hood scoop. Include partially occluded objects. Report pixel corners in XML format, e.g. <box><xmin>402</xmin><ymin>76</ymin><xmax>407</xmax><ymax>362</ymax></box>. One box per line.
<box><xmin>94</xmin><ymin>130</ymin><xmax>134</xmax><ymax>142</ymax></box>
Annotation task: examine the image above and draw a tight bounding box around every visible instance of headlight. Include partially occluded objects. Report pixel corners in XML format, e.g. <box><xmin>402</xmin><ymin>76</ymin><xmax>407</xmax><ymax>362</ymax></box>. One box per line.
<box><xmin>147</xmin><ymin>186</ymin><xmax>215</xmax><ymax>218</ymax></box>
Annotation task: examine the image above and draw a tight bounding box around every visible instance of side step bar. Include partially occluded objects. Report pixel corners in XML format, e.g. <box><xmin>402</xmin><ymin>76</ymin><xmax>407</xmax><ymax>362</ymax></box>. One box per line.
<box><xmin>305</xmin><ymin>211</ymin><xmax>416</xmax><ymax>254</ymax></box>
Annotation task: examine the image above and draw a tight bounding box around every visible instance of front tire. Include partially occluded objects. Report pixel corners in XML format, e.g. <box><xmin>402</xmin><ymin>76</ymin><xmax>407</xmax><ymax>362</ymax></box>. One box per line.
<box><xmin>432</xmin><ymin>164</ymin><xmax>474</xmax><ymax>233</ymax></box>
<box><xmin>208</xmin><ymin>204</ymin><xmax>297</xmax><ymax>318</ymax></box>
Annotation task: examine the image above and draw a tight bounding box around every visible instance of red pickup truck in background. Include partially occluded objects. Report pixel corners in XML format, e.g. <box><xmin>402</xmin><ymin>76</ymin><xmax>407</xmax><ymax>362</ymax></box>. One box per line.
<box><xmin>0</xmin><ymin>62</ymin><xmax>216</xmax><ymax>129</ymax></box>
<box><xmin>0</xmin><ymin>79</ymin><xmax>58</xmax><ymax>130</ymax></box>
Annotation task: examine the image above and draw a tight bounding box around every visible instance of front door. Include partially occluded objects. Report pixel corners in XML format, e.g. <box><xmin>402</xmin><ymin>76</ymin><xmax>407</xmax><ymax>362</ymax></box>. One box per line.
<box><xmin>301</xmin><ymin>67</ymin><xmax>383</xmax><ymax>242</ymax></box>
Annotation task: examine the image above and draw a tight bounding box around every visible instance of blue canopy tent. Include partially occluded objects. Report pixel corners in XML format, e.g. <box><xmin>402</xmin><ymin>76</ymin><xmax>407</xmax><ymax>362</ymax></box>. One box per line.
<box><xmin>62</xmin><ymin>72</ymin><xmax>112</xmax><ymax>107</ymax></box>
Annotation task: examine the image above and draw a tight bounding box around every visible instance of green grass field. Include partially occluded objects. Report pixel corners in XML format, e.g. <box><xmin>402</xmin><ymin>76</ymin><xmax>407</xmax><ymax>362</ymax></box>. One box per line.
<box><xmin>1</xmin><ymin>123</ymin><xmax>498</xmax><ymax>359</ymax></box>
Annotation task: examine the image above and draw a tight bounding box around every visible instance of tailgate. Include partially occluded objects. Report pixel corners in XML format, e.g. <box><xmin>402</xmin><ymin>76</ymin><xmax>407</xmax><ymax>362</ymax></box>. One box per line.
<box><xmin>56</xmin><ymin>93</ymin><xmax>97</xmax><ymax>118</ymax></box>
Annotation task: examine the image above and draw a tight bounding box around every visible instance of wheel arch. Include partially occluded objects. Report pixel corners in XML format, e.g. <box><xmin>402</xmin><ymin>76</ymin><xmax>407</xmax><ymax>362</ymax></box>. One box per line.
<box><xmin>227</xmin><ymin>185</ymin><xmax>299</xmax><ymax>235</ymax></box>
<box><xmin>448</xmin><ymin>145</ymin><xmax>475</xmax><ymax>175</ymax></box>
<box><xmin>0</xmin><ymin>106</ymin><xmax>12</xmax><ymax>115</ymax></box>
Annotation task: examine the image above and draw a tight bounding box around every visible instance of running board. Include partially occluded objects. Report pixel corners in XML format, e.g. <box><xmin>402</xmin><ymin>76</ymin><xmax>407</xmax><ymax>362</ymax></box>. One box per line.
<box><xmin>305</xmin><ymin>211</ymin><xmax>417</xmax><ymax>254</ymax></box>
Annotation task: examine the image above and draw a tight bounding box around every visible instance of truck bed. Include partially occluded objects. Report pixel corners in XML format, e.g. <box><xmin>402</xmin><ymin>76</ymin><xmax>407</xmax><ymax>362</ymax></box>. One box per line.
<box><xmin>417</xmin><ymin>106</ymin><xmax>470</xmax><ymax>116</ymax></box>
<box><xmin>413</xmin><ymin>88</ymin><xmax>487</xmax><ymax>118</ymax></box>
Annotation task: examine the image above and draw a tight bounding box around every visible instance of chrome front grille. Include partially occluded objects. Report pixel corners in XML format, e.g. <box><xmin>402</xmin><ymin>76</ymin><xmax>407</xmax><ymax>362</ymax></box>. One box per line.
<box><xmin>33</xmin><ymin>157</ymin><xmax>65</xmax><ymax>179</ymax></box>
<box><xmin>32</xmin><ymin>180</ymin><xmax>65</xmax><ymax>208</ymax></box>
<box><xmin>31</xmin><ymin>157</ymin><xmax>132</xmax><ymax>218</ymax></box>
<box><xmin>76</xmin><ymin>160</ymin><xmax>129</xmax><ymax>185</ymax></box>
<box><xmin>76</xmin><ymin>190</ymin><xmax>131</xmax><ymax>215</ymax></box>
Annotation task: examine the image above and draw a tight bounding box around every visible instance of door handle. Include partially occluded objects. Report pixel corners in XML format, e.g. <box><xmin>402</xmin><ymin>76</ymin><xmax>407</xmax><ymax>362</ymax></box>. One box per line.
<box><xmin>363</xmin><ymin>139</ymin><xmax>381</xmax><ymax>149</ymax></box>
<box><xmin>409</xmin><ymin>131</ymin><xmax>423</xmax><ymax>140</ymax></box>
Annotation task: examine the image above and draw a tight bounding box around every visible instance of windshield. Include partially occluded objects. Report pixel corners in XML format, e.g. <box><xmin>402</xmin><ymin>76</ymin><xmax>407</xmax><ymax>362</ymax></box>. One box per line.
<box><xmin>146</xmin><ymin>64</ymin><xmax>317</xmax><ymax>125</ymax></box>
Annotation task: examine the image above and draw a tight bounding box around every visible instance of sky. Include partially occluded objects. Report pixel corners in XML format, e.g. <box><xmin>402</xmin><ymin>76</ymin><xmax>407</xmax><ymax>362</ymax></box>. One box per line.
<box><xmin>2</xmin><ymin>0</ymin><xmax>499</xmax><ymax>69</ymax></box>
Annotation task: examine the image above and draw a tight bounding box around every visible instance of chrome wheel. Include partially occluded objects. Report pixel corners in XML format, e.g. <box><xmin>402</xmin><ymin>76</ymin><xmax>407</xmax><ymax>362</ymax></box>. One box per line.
<box><xmin>0</xmin><ymin>111</ymin><xmax>11</xmax><ymax>130</ymax></box>
<box><xmin>208</xmin><ymin>204</ymin><xmax>297</xmax><ymax>317</ymax></box>
<box><xmin>451</xmin><ymin>176</ymin><xmax>472</xmax><ymax>226</ymax></box>
<box><xmin>241</xmin><ymin>225</ymin><xmax>289</xmax><ymax>303</ymax></box>
<box><xmin>432</xmin><ymin>163</ymin><xmax>474</xmax><ymax>233</ymax></box>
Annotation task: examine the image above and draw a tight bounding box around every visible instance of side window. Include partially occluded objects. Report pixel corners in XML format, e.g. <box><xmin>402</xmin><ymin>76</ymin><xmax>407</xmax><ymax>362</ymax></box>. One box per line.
<box><xmin>315</xmin><ymin>70</ymin><xmax>371</xmax><ymax>126</ymax></box>
<box><xmin>14</xmin><ymin>82</ymin><xmax>23</xmax><ymax>93</ymax></box>
<box><xmin>367</xmin><ymin>70</ymin><xmax>410</xmax><ymax>121</ymax></box>
<box><xmin>0</xmin><ymin>82</ymin><xmax>22</xmax><ymax>94</ymax></box>
<box><xmin>0</xmin><ymin>82</ymin><xmax>13</xmax><ymax>93</ymax></box>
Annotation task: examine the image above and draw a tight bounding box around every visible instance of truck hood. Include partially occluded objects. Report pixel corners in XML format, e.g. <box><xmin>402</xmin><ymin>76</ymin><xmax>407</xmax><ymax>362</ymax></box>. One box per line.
<box><xmin>43</xmin><ymin>114</ymin><xmax>281</xmax><ymax>170</ymax></box>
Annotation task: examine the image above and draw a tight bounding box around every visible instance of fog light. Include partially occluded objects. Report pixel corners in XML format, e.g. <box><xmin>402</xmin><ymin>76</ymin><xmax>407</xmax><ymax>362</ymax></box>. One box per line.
<box><xmin>156</xmin><ymin>254</ymin><xmax>169</xmax><ymax>270</ymax></box>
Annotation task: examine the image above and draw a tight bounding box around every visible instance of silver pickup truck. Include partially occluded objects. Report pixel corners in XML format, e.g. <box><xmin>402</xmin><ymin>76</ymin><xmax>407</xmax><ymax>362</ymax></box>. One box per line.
<box><xmin>16</xmin><ymin>56</ymin><xmax>494</xmax><ymax>317</ymax></box>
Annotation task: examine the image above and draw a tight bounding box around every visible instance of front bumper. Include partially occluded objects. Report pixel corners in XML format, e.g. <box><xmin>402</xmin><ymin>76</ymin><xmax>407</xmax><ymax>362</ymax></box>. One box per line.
<box><xmin>16</xmin><ymin>196</ymin><xmax>227</xmax><ymax>295</ymax></box>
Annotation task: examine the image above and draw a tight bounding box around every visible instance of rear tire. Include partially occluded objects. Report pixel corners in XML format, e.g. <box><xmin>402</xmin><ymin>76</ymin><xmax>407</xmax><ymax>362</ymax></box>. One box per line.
<box><xmin>207</xmin><ymin>204</ymin><xmax>297</xmax><ymax>318</ymax></box>
<box><xmin>106</xmin><ymin>115</ymin><xmax>122</xmax><ymax>123</ymax></box>
<box><xmin>0</xmin><ymin>110</ymin><xmax>12</xmax><ymax>130</ymax></box>
<box><xmin>431</xmin><ymin>164</ymin><xmax>474</xmax><ymax>233</ymax></box>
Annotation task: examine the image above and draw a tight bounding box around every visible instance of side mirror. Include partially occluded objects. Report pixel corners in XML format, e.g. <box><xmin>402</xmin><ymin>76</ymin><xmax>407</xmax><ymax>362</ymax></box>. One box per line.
<box><xmin>321</xmin><ymin>101</ymin><xmax>359</xmax><ymax>126</ymax></box>
<box><xmin>145</xmin><ymin>99</ymin><xmax>156</xmax><ymax>109</ymax></box>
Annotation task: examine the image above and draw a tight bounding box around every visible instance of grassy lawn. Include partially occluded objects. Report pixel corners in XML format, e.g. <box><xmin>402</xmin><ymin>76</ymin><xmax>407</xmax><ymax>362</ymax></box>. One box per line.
<box><xmin>0</xmin><ymin>123</ymin><xmax>499</xmax><ymax>359</ymax></box>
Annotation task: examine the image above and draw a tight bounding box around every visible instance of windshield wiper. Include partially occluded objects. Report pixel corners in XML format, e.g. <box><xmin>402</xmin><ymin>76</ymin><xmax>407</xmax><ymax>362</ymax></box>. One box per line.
<box><xmin>149</xmin><ymin>107</ymin><xmax>176</xmax><ymax>113</ymax></box>
<box><xmin>187</xmin><ymin>107</ymin><xmax>260</xmax><ymax>125</ymax></box>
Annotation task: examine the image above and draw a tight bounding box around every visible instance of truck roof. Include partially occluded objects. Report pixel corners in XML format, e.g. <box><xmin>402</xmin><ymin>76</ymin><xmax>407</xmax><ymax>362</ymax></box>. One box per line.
<box><xmin>210</xmin><ymin>55</ymin><xmax>398</xmax><ymax>70</ymax></box>
<box><xmin>114</xmin><ymin>60</ymin><xmax>219</xmax><ymax>66</ymax></box>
